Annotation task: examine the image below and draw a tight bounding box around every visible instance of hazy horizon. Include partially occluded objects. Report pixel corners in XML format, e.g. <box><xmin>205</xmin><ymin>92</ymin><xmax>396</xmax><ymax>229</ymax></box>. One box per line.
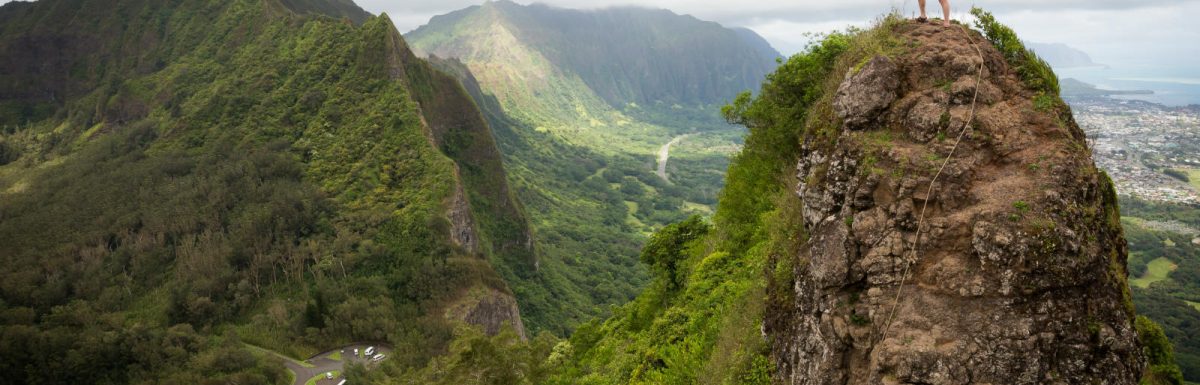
<box><xmin>4</xmin><ymin>0</ymin><xmax>1197</xmax><ymax>97</ymax></box>
<box><xmin>362</xmin><ymin>0</ymin><xmax>1200</xmax><ymax>70</ymax></box>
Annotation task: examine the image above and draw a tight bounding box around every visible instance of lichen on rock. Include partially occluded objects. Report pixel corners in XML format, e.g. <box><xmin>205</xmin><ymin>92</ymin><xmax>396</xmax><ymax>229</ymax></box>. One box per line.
<box><xmin>834</xmin><ymin>55</ymin><xmax>901</xmax><ymax>130</ymax></box>
<box><xmin>768</xmin><ymin>18</ymin><xmax>1145</xmax><ymax>385</ymax></box>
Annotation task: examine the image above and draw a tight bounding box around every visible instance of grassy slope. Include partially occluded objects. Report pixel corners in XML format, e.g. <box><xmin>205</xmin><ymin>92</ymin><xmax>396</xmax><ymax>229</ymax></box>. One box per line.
<box><xmin>1123</xmin><ymin>198</ymin><xmax>1200</xmax><ymax>381</ymax></box>
<box><xmin>1134</xmin><ymin>257</ymin><xmax>1181</xmax><ymax>288</ymax></box>
<box><xmin>546</xmin><ymin>17</ymin><xmax>856</xmax><ymax>385</ymax></box>
<box><xmin>0</xmin><ymin>0</ymin><xmax>529</xmax><ymax>382</ymax></box>
<box><xmin>406</xmin><ymin>1</ymin><xmax>764</xmax><ymax>335</ymax></box>
<box><xmin>553</xmin><ymin>10</ymin><xmax>1185</xmax><ymax>385</ymax></box>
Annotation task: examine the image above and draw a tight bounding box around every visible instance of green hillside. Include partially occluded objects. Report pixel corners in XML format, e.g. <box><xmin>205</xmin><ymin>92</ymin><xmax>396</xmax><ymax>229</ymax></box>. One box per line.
<box><xmin>0</xmin><ymin>0</ymin><xmax>535</xmax><ymax>383</ymax></box>
<box><xmin>1122</xmin><ymin>198</ymin><xmax>1200</xmax><ymax>381</ymax></box>
<box><xmin>408</xmin><ymin>0</ymin><xmax>779</xmax><ymax>110</ymax></box>
<box><xmin>406</xmin><ymin>0</ymin><xmax>778</xmax><ymax>335</ymax></box>
<box><xmin>544</xmin><ymin>11</ymin><xmax>1177</xmax><ymax>385</ymax></box>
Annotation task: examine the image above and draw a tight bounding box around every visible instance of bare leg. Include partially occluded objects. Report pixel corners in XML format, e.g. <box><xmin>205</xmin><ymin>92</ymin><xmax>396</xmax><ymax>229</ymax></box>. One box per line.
<box><xmin>918</xmin><ymin>0</ymin><xmax>928</xmax><ymax>20</ymax></box>
<box><xmin>940</xmin><ymin>0</ymin><xmax>951</xmax><ymax>26</ymax></box>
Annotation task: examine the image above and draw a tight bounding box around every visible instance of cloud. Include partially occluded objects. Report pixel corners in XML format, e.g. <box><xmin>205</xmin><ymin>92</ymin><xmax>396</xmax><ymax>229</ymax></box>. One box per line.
<box><xmin>352</xmin><ymin>0</ymin><xmax>1198</xmax><ymax>68</ymax></box>
<box><xmin>2</xmin><ymin>0</ymin><xmax>1196</xmax><ymax>68</ymax></box>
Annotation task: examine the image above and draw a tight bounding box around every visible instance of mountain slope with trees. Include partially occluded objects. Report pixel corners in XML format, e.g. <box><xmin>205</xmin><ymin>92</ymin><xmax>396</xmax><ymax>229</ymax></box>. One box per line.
<box><xmin>405</xmin><ymin>0</ymin><xmax>781</xmax><ymax>335</ymax></box>
<box><xmin>0</xmin><ymin>0</ymin><xmax>536</xmax><ymax>383</ymax></box>
<box><xmin>545</xmin><ymin>11</ymin><xmax>1178</xmax><ymax>385</ymax></box>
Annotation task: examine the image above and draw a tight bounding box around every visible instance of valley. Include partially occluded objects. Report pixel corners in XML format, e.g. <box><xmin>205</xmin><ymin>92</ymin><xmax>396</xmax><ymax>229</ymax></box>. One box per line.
<box><xmin>0</xmin><ymin>1</ymin><xmax>1193</xmax><ymax>384</ymax></box>
<box><xmin>405</xmin><ymin>0</ymin><xmax>777</xmax><ymax>334</ymax></box>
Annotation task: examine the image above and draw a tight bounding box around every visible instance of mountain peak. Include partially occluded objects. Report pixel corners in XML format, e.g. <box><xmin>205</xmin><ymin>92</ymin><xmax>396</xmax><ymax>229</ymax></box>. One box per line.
<box><xmin>765</xmin><ymin>15</ymin><xmax>1145</xmax><ymax>384</ymax></box>
<box><xmin>407</xmin><ymin>3</ymin><xmax>780</xmax><ymax>109</ymax></box>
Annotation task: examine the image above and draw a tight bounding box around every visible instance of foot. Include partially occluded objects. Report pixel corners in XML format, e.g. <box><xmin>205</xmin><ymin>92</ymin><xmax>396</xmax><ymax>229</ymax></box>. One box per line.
<box><xmin>942</xmin><ymin>20</ymin><xmax>951</xmax><ymax>27</ymax></box>
<box><xmin>917</xmin><ymin>16</ymin><xmax>928</xmax><ymax>23</ymax></box>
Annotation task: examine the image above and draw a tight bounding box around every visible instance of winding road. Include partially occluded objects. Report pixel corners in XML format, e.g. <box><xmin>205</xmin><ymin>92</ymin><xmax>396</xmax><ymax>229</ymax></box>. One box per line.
<box><xmin>656</xmin><ymin>134</ymin><xmax>691</xmax><ymax>182</ymax></box>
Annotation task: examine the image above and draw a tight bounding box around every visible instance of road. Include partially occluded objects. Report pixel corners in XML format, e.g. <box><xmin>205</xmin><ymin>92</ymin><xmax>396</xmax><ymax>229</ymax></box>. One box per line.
<box><xmin>656</xmin><ymin>134</ymin><xmax>691</xmax><ymax>182</ymax></box>
<box><xmin>251</xmin><ymin>343</ymin><xmax>391</xmax><ymax>385</ymax></box>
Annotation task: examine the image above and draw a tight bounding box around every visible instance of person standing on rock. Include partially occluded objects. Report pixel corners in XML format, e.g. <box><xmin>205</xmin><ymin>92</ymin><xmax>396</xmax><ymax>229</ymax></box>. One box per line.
<box><xmin>917</xmin><ymin>0</ymin><xmax>952</xmax><ymax>27</ymax></box>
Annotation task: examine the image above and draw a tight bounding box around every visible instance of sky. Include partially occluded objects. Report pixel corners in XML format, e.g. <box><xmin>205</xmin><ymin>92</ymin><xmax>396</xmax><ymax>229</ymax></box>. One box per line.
<box><xmin>2</xmin><ymin>0</ymin><xmax>1197</xmax><ymax>73</ymax></box>
<box><xmin>353</xmin><ymin>0</ymin><xmax>1200</xmax><ymax>73</ymax></box>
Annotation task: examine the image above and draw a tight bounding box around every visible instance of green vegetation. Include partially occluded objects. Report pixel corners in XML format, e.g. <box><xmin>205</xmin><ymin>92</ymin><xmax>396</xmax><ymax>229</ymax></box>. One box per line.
<box><xmin>970</xmin><ymin>7</ymin><xmax>1060</xmax><ymax>96</ymax></box>
<box><xmin>0</xmin><ymin>0</ymin><xmax>538</xmax><ymax>383</ymax></box>
<box><xmin>538</xmin><ymin>16</ymin><xmax>876</xmax><ymax>384</ymax></box>
<box><xmin>1187</xmin><ymin>169</ymin><xmax>1200</xmax><ymax>191</ymax></box>
<box><xmin>1138</xmin><ymin>316</ymin><xmax>1187</xmax><ymax>385</ymax></box>
<box><xmin>1134</xmin><ymin>257</ymin><xmax>1181</xmax><ymax>289</ymax></box>
<box><xmin>408</xmin><ymin>2</ymin><xmax>779</xmax><ymax>334</ymax></box>
<box><xmin>348</xmin><ymin>325</ymin><xmax>560</xmax><ymax>385</ymax></box>
<box><xmin>1165</xmin><ymin>168</ymin><xmax>1192</xmax><ymax>183</ymax></box>
<box><xmin>305</xmin><ymin>371</ymin><xmax>342</xmax><ymax>385</ymax></box>
<box><xmin>1122</xmin><ymin>198</ymin><xmax>1200</xmax><ymax>381</ymax></box>
<box><xmin>1</xmin><ymin>1</ymin><xmax>1192</xmax><ymax>383</ymax></box>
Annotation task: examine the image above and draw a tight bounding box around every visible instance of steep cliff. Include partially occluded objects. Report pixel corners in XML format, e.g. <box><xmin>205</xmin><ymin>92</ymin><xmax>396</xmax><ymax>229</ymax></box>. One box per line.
<box><xmin>0</xmin><ymin>0</ymin><xmax>530</xmax><ymax>382</ymax></box>
<box><xmin>767</xmin><ymin>15</ymin><xmax>1144</xmax><ymax>385</ymax></box>
<box><xmin>406</xmin><ymin>0</ymin><xmax>781</xmax><ymax>335</ymax></box>
<box><xmin>552</xmin><ymin>11</ymin><xmax>1167</xmax><ymax>385</ymax></box>
<box><xmin>407</xmin><ymin>0</ymin><xmax>780</xmax><ymax>110</ymax></box>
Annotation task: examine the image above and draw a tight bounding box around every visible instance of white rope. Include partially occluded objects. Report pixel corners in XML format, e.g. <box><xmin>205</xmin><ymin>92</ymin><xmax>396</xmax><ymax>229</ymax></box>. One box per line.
<box><xmin>874</xmin><ymin>22</ymin><xmax>987</xmax><ymax>345</ymax></box>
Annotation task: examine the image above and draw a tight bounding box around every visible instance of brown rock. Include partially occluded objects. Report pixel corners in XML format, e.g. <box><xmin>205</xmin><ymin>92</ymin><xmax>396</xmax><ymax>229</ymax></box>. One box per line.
<box><xmin>768</xmin><ymin>20</ymin><xmax>1143</xmax><ymax>385</ymax></box>
<box><xmin>834</xmin><ymin>55</ymin><xmax>901</xmax><ymax>130</ymax></box>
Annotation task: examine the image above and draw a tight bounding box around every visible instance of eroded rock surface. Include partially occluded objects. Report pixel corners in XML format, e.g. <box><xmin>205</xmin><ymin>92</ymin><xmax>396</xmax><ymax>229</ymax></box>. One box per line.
<box><xmin>834</xmin><ymin>55</ymin><xmax>901</xmax><ymax>130</ymax></box>
<box><xmin>768</xmin><ymin>21</ymin><xmax>1144</xmax><ymax>385</ymax></box>
<box><xmin>445</xmin><ymin>286</ymin><xmax>528</xmax><ymax>339</ymax></box>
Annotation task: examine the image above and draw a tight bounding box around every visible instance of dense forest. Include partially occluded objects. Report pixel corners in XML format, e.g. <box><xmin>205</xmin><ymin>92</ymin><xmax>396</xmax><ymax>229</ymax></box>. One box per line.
<box><xmin>0</xmin><ymin>0</ymin><xmax>1194</xmax><ymax>384</ymax></box>
<box><xmin>364</xmin><ymin>10</ymin><xmax>1187</xmax><ymax>385</ymax></box>
<box><xmin>1122</xmin><ymin>198</ymin><xmax>1200</xmax><ymax>381</ymax></box>
<box><xmin>406</xmin><ymin>0</ymin><xmax>780</xmax><ymax>334</ymax></box>
<box><xmin>0</xmin><ymin>0</ymin><xmax>536</xmax><ymax>383</ymax></box>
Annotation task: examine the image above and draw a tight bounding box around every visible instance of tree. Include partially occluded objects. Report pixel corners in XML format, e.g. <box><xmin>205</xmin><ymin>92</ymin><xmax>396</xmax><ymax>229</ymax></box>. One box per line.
<box><xmin>1138</xmin><ymin>315</ymin><xmax>1185</xmax><ymax>385</ymax></box>
<box><xmin>639</xmin><ymin>215</ymin><xmax>710</xmax><ymax>290</ymax></box>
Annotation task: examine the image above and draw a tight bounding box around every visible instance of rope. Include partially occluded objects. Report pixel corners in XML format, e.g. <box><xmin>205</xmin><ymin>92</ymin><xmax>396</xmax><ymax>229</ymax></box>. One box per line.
<box><xmin>873</xmin><ymin>22</ymin><xmax>987</xmax><ymax>345</ymax></box>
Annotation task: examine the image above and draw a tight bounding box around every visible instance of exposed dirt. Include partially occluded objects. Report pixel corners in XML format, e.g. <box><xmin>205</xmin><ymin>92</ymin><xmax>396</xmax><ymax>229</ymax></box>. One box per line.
<box><xmin>768</xmin><ymin>21</ymin><xmax>1144</xmax><ymax>385</ymax></box>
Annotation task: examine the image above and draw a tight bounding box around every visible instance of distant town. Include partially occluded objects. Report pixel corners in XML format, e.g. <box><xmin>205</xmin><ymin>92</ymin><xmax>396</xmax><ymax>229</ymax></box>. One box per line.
<box><xmin>1069</xmin><ymin>96</ymin><xmax>1200</xmax><ymax>205</ymax></box>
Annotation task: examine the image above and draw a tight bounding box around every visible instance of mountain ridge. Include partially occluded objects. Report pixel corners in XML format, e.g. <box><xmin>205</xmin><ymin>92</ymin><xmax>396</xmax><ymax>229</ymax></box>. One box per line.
<box><xmin>547</xmin><ymin>11</ymin><xmax>1176</xmax><ymax>385</ymax></box>
<box><xmin>0</xmin><ymin>0</ymin><xmax>535</xmax><ymax>382</ymax></box>
<box><xmin>408</xmin><ymin>0</ymin><xmax>780</xmax><ymax>110</ymax></box>
<box><xmin>405</xmin><ymin>1</ymin><xmax>784</xmax><ymax>335</ymax></box>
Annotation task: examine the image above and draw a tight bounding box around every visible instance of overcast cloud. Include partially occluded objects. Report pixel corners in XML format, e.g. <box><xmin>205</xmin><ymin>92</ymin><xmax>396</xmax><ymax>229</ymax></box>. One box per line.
<box><xmin>2</xmin><ymin>0</ymin><xmax>1197</xmax><ymax>69</ymax></box>
<box><xmin>352</xmin><ymin>0</ymin><xmax>1200</xmax><ymax>70</ymax></box>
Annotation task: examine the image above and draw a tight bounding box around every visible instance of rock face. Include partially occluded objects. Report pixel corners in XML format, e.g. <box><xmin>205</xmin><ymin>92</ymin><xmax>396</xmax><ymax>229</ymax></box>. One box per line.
<box><xmin>445</xmin><ymin>286</ymin><xmax>528</xmax><ymax>339</ymax></box>
<box><xmin>768</xmin><ymin>22</ymin><xmax>1144</xmax><ymax>385</ymax></box>
<box><xmin>834</xmin><ymin>56</ymin><xmax>901</xmax><ymax>130</ymax></box>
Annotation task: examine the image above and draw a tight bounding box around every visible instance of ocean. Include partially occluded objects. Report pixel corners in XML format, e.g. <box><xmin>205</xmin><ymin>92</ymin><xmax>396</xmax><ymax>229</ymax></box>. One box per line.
<box><xmin>1056</xmin><ymin>65</ymin><xmax>1200</xmax><ymax>107</ymax></box>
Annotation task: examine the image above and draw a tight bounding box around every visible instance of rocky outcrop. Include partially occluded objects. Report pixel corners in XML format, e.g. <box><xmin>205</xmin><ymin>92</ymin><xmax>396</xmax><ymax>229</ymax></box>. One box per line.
<box><xmin>445</xmin><ymin>286</ymin><xmax>528</xmax><ymax>339</ymax></box>
<box><xmin>768</xmin><ymin>21</ymin><xmax>1144</xmax><ymax>385</ymax></box>
<box><xmin>392</xmin><ymin>26</ymin><xmax>539</xmax><ymax>270</ymax></box>
<box><xmin>834</xmin><ymin>56</ymin><xmax>900</xmax><ymax>130</ymax></box>
<box><xmin>447</xmin><ymin>180</ymin><xmax>482</xmax><ymax>255</ymax></box>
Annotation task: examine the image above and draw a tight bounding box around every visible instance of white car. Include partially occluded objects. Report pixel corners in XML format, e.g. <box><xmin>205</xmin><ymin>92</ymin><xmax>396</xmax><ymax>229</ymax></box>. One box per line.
<box><xmin>353</xmin><ymin>348</ymin><xmax>358</xmax><ymax>357</ymax></box>
<box><xmin>325</xmin><ymin>372</ymin><xmax>334</xmax><ymax>380</ymax></box>
<box><xmin>372</xmin><ymin>354</ymin><xmax>385</xmax><ymax>362</ymax></box>
<box><xmin>365</xmin><ymin>346</ymin><xmax>375</xmax><ymax>356</ymax></box>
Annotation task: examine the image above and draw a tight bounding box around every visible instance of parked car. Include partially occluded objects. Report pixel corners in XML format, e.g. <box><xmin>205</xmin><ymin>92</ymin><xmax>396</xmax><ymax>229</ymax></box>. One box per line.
<box><xmin>326</xmin><ymin>372</ymin><xmax>334</xmax><ymax>380</ymax></box>
<box><xmin>353</xmin><ymin>348</ymin><xmax>358</xmax><ymax>357</ymax></box>
<box><xmin>372</xmin><ymin>354</ymin><xmax>385</xmax><ymax>362</ymax></box>
<box><xmin>365</xmin><ymin>346</ymin><xmax>375</xmax><ymax>356</ymax></box>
